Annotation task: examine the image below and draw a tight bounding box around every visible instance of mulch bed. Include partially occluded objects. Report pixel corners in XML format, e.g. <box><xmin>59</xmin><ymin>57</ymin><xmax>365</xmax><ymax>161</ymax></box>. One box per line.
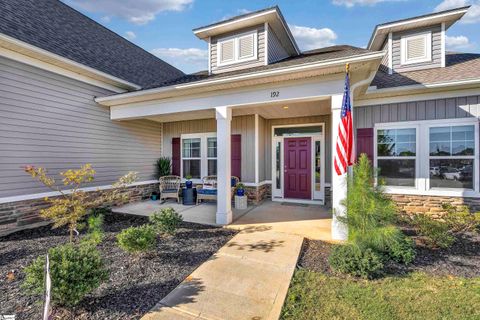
<box><xmin>0</xmin><ymin>213</ymin><xmax>237</xmax><ymax>320</ymax></box>
<box><xmin>298</xmin><ymin>230</ymin><xmax>480</xmax><ymax>278</ymax></box>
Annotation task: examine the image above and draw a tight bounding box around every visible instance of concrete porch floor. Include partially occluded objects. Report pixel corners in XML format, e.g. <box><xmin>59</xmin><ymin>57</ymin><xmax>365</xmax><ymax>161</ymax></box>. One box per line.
<box><xmin>112</xmin><ymin>200</ymin><xmax>255</xmax><ymax>226</ymax></box>
<box><xmin>113</xmin><ymin>199</ymin><xmax>332</xmax><ymax>241</ymax></box>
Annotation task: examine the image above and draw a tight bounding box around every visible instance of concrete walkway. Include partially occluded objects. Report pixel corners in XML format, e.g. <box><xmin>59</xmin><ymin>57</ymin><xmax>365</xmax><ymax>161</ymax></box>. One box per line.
<box><xmin>142</xmin><ymin>229</ymin><xmax>303</xmax><ymax>320</ymax></box>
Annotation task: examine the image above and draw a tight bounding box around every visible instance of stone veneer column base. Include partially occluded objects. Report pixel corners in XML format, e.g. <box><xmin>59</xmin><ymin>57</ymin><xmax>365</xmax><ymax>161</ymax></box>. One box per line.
<box><xmin>0</xmin><ymin>183</ymin><xmax>159</xmax><ymax>237</ymax></box>
<box><xmin>390</xmin><ymin>194</ymin><xmax>480</xmax><ymax>217</ymax></box>
<box><xmin>244</xmin><ymin>184</ymin><xmax>271</xmax><ymax>204</ymax></box>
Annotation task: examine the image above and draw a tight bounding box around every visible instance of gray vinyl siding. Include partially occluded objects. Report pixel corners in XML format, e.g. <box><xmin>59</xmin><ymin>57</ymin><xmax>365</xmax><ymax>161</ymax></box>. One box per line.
<box><xmin>162</xmin><ymin>115</ymin><xmax>256</xmax><ymax>182</ymax></box>
<box><xmin>267</xmin><ymin>25</ymin><xmax>289</xmax><ymax>64</ymax></box>
<box><xmin>210</xmin><ymin>24</ymin><xmax>265</xmax><ymax>74</ymax></box>
<box><xmin>379</xmin><ymin>39</ymin><xmax>389</xmax><ymax>73</ymax></box>
<box><xmin>355</xmin><ymin>95</ymin><xmax>480</xmax><ymax>129</ymax></box>
<box><xmin>264</xmin><ymin>115</ymin><xmax>332</xmax><ymax>185</ymax></box>
<box><xmin>392</xmin><ymin>25</ymin><xmax>442</xmax><ymax>72</ymax></box>
<box><xmin>0</xmin><ymin>56</ymin><xmax>161</xmax><ymax>199</ymax></box>
<box><xmin>258</xmin><ymin>116</ymin><xmax>266</xmax><ymax>181</ymax></box>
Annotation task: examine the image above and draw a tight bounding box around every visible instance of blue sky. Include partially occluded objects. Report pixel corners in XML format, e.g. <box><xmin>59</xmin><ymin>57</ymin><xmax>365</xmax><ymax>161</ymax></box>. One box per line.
<box><xmin>64</xmin><ymin>0</ymin><xmax>480</xmax><ymax>73</ymax></box>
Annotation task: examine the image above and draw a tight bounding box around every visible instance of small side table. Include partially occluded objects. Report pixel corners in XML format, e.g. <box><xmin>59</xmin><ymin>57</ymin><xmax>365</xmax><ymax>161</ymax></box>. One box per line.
<box><xmin>182</xmin><ymin>188</ymin><xmax>196</xmax><ymax>205</ymax></box>
<box><xmin>235</xmin><ymin>195</ymin><xmax>247</xmax><ymax>210</ymax></box>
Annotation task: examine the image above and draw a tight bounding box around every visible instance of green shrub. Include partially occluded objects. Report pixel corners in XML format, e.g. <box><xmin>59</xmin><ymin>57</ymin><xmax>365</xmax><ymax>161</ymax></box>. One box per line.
<box><xmin>329</xmin><ymin>244</ymin><xmax>384</xmax><ymax>279</ymax></box>
<box><xmin>117</xmin><ymin>225</ymin><xmax>157</xmax><ymax>253</ymax></box>
<box><xmin>81</xmin><ymin>213</ymin><xmax>104</xmax><ymax>246</ymax></box>
<box><xmin>155</xmin><ymin>157</ymin><xmax>171</xmax><ymax>178</ymax></box>
<box><xmin>149</xmin><ymin>207</ymin><xmax>183</xmax><ymax>235</ymax></box>
<box><xmin>413</xmin><ymin>214</ymin><xmax>455</xmax><ymax>249</ymax></box>
<box><xmin>23</xmin><ymin>243</ymin><xmax>108</xmax><ymax>307</ymax></box>
<box><xmin>442</xmin><ymin>203</ymin><xmax>480</xmax><ymax>233</ymax></box>
<box><xmin>341</xmin><ymin>154</ymin><xmax>415</xmax><ymax>264</ymax></box>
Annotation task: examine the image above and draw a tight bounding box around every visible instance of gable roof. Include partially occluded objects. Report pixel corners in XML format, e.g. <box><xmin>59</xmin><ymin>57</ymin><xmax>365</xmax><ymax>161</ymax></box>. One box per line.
<box><xmin>193</xmin><ymin>6</ymin><xmax>299</xmax><ymax>56</ymax></box>
<box><xmin>141</xmin><ymin>45</ymin><xmax>374</xmax><ymax>89</ymax></box>
<box><xmin>371</xmin><ymin>53</ymin><xmax>480</xmax><ymax>89</ymax></box>
<box><xmin>0</xmin><ymin>0</ymin><xmax>185</xmax><ymax>89</ymax></box>
<box><xmin>367</xmin><ymin>6</ymin><xmax>470</xmax><ymax>50</ymax></box>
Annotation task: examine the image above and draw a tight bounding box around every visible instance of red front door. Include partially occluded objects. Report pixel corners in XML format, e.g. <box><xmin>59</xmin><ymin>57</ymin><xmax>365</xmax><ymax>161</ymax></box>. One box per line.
<box><xmin>284</xmin><ymin>137</ymin><xmax>311</xmax><ymax>199</ymax></box>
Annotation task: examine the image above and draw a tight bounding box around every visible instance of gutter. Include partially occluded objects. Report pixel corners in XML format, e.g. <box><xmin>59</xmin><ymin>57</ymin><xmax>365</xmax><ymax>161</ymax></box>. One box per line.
<box><xmin>95</xmin><ymin>51</ymin><xmax>385</xmax><ymax>105</ymax></box>
<box><xmin>366</xmin><ymin>77</ymin><xmax>480</xmax><ymax>95</ymax></box>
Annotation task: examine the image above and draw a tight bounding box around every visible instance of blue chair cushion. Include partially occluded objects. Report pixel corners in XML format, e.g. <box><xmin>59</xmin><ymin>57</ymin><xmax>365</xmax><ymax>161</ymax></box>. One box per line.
<box><xmin>197</xmin><ymin>189</ymin><xmax>217</xmax><ymax>195</ymax></box>
<box><xmin>162</xmin><ymin>189</ymin><xmax>178</xmax><ymax>193</ymax></box>
<box><xmin>231</xmin><ymin>177</ymin><xmax>237</xmax><ymax>187</ymax></box>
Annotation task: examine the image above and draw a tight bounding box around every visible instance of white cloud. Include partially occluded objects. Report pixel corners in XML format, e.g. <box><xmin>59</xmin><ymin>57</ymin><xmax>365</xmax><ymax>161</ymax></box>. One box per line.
<box><xmin>332</xmin><ymin>0</ymin><xmax>401</xmax><ymax>7</ymax></box>
<box><xmin>151</xmin><ymin>47</ymin><xmax>208</xmax><ymax>73</ymax></box>
<box><xmin>66</xmin><ymin>0</ymin><xmax>193</xmax><ymax>25</ymax></box>
<box><xmin>445</xmin><ymin>35</ymin><xmax>473</xmax><ymax>49</ymax></box>
<box><xmin>289</xmin><ymin>25</ymin><xmax>337</xmax><ymax>51</ymax></box>
<box><xmin>434</xmin><ymin>0</ymin><xmax>480</xmax><ymax>24</ymax></box>
<box><xmin>124</xmin><ymin>31</ymin><xmax>137</xmax><ymax>41</ymax></box>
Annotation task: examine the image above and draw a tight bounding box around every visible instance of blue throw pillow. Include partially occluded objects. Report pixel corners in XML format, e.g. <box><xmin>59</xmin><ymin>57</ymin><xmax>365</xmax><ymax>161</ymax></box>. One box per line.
<box><xmin>231</xmin><ymin>177</ymin><xmax>237</xmax><ymax>187</ymax></box>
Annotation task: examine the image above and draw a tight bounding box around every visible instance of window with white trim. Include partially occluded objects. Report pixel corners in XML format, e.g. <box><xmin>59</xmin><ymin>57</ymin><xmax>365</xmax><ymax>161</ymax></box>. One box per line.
<box><xmin>181</xmin><ymin>133</ymin><xmax>217</xmax><ymax>180</ymax></box>
<box><xmin>376</xmin><ymin>128</ymin><xmax>417</xmax><ymax>187</ymax></box>
<box><xmin>429</xmin><ymin>125</ymin><xmax>475</xmax><ymax>189</ymax></box>
<box><xmin>217</xmin><ymin>30</ymin><xmax>257</xmax><ymax>66</ymax></box>
<box><xmin>400</xmin><ymin>31</ymin><xmax>432</xmax><ymax>65</ymax></box>
<box><xmin>375</xmin><ymin>119</ymin><xmax>479</xmax><ymax>196</ymax></box>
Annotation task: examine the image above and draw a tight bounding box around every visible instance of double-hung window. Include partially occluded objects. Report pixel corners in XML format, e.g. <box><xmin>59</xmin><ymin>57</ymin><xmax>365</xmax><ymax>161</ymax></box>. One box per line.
<box><xmin>376</xmin><ymin>128</ymin><xmax>417</xmax><ymax>187</ymax></box>
<box><xmin>181</xmin><ymin>133</ymin><xmax>217</xmax><ymax>180</ymax></box>
<box><xmin>429</xmin><ymin>125</ymin><xmax>475</xmax><ymax>189</ymax></box>
<box><xmin>375</xmin><ymin>119</ymin><xmax>479</xmax><ymax>196</ymax></box>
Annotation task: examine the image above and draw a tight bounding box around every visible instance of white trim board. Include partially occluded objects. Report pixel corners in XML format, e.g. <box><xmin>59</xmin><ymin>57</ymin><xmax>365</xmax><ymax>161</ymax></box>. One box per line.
<box><xmin>356</xmin><ymin>87</ymin><xmax>480</xmax><ymax>107</ymax></box>
<box><xmin>0</xmin><ymin>180</ymin><xmax>158</xmax><ymax>204</ymax></box>
<box><xmin>95</xmin><ymin>51</ymin><xmax>384</xmax><ymax>105</ymax></box>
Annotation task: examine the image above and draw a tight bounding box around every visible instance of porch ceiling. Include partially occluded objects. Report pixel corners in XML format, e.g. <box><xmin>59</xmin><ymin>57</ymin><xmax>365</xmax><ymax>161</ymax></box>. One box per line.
<box><xmin>147</xmin><ymin>98</ymin><xmax>331</xmax><ymax>123</ymax></box>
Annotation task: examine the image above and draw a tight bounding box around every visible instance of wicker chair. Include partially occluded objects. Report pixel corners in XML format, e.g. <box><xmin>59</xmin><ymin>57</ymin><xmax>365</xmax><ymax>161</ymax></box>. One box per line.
<box><xmin>159</xmin><ymin>175</ymin><xmax>181</xmax><ymax>203</ymax></box>
<box><xmin>196</xmin><ymin>175</ymin><xmax>240</xmax><ymax>205</ymax></box>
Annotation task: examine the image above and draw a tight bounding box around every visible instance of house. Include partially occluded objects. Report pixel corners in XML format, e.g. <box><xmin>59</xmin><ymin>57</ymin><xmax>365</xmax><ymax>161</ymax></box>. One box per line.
<box><xmin>1</xmin><ymin>2</ymin><xmax>479</xmax><ymax>240</ymax></box>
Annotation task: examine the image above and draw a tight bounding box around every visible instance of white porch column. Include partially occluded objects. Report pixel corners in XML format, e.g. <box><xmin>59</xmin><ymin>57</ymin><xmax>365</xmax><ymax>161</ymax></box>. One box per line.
<box><xmin>331</xmin><ymin>94</ymin><xmax>348</xmax><ymax>241</ymax></box>
<box><xmin>215</xmin><ymin>106</ymin><xmax>232</xmax><ymax>225</ymax></box>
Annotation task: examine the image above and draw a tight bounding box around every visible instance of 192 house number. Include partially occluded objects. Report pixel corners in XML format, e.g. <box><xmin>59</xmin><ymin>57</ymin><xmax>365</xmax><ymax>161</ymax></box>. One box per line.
<box><xmin>270</xmin><ymin>91</ymin><xmax>280</xmax><ymax>98</ymax></box>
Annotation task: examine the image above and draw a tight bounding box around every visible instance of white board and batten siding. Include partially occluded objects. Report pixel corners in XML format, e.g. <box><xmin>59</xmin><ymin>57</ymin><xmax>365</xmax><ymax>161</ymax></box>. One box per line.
<box><xmin>355</xmin><ymin>95</ymin><xmax>480</xmax><ymax>129</ymax></box>
<box><xmin>210</xmin><ymin>25</ymin><xmax>265</xmax><ymax>74</ymax></box>
<box><xmin>0</xmin><ymin>56</ymin><xmax>161</xmax><ymax>199</ymax></box>
<box><xmin>391</xmin><ymin>24</ymin><xmax>442</xmax><ymax>72</ymax></box>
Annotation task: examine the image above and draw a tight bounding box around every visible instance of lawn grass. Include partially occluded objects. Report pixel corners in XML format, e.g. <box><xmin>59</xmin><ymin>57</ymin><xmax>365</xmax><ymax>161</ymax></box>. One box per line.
<box><xmin>281</xmin><ymin>270</ymin><xmax>480</xmax><ymax>320</ymax></box>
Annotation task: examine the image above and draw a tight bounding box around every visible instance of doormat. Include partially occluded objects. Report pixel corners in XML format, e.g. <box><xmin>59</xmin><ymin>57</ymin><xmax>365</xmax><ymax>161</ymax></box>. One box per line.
<box><xmin>280</xmin><ymin>202</ymin><xmax>309</xmax><ymax>207</ymax></box>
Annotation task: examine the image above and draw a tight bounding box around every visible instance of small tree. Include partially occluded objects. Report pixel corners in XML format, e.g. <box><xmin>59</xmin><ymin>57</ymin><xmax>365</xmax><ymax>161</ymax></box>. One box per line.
<box><xmin>155</xmin><ymin>157</ymin><xmax>171</xmax><ymax>179</ymax></box>
<box><xmin>24</xmin><ymin>164</ymin><xmax>137</xmax><ymax>242</ymax></box>
<box><xmin>339</xmin><ymin>154</ymin><xmax>415</xmax><ymax>264</ymax></box>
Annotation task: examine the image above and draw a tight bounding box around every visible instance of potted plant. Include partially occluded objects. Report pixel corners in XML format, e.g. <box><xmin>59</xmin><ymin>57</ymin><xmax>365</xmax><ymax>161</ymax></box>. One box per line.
<box><xmin>155</xmin><ymin>157</ymin><xmax>171</xmax><ymax>179</ymax></box>
<box><xmin>185</xmin><ymin>175</ymin><xmax>193</xmax><ymax>189</ymax></box>
<box><xmin>236</xmin><ymin>183</ymin><xmax>245</xmax><ymax>196</ymax></box>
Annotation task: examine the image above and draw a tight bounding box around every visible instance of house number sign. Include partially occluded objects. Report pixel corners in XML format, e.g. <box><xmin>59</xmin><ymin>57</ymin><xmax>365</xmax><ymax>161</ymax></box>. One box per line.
<box><xmin>270</xmin><ymin>91</ymin><xmax>280</xmax><ymax>98</ymax></box>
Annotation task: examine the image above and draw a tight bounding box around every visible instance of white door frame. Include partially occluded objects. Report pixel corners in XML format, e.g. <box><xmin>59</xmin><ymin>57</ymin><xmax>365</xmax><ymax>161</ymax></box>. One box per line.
<box><xmin>271</xmin><ymin>123</ymin><xmax>325</xmax><ymax>204</ymax></box>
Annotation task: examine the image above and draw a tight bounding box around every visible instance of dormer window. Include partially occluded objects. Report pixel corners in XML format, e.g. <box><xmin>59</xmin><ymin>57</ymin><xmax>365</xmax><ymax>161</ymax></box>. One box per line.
<box><xmin>400</xmin><ymin>31</ymin><xmax>432</xmax><ymax>65</ymax></box>
<box><xmin>217</xmin><ymin>30</ymin><xmax>257</xmax><ymax>66</ymax></box>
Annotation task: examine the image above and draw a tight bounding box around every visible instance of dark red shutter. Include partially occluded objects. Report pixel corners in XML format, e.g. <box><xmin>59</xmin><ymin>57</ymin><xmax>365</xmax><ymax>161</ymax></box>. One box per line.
<box><xmin>356</xmin><ymin>128</ymin><xmax>374</xmax><ymax>162</ymax></box>
<box><xmin>231</xmin><ymin>134</ymin><xmax>241</xmax><ymax>180</ymax></box>
<box><xmin>172</xmin><ymin>137</ymin><xmax>181</xmax><ymax>176</ymax></box>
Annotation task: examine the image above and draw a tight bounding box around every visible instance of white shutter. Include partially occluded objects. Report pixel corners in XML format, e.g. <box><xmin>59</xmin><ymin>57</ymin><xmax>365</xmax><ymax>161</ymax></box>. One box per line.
<box><xmin>406</xmin><ymin>37</ymin><xmax>426</xmax><ymax>60</ymax></box>
<box><xmin>220</xmin><ymin>40</ymin><xmax>234</xmax><ymax>63</ymax></box>
<box><xmin>238</xmin><ymin>34</ymin><xmax>254</xmax><ymax>59</ymax></box>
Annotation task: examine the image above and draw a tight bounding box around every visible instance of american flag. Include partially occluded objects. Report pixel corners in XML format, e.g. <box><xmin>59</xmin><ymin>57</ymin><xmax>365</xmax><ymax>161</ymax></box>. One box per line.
<box><xmin>334</xmin><ymin>66</ymin><xmax>354</xmax><ymax>176</ymax></box>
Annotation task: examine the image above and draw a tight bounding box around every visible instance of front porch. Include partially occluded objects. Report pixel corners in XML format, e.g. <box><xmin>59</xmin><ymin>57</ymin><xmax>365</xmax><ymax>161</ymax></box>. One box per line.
<box><xmin>113</xmin><ymin>199</ymin><xmax>333</xmax><ymax>241</ymax></box>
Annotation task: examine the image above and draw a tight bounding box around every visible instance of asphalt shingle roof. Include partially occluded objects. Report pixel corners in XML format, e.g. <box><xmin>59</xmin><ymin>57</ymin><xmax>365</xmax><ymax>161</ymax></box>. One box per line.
<box><xmin>0</xmin><ymin>0</ymin><xmax>185</xmax><ymax>88</ymax></box>
<box><xmin>143</xmin><ymin>45</ymin><xmax>373</xmax><ymax>89</ymax></box>
<box><xmin>371</xmin><ymin>53</ymin><xmax>480</xmax><ymax>89</ymax></box>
